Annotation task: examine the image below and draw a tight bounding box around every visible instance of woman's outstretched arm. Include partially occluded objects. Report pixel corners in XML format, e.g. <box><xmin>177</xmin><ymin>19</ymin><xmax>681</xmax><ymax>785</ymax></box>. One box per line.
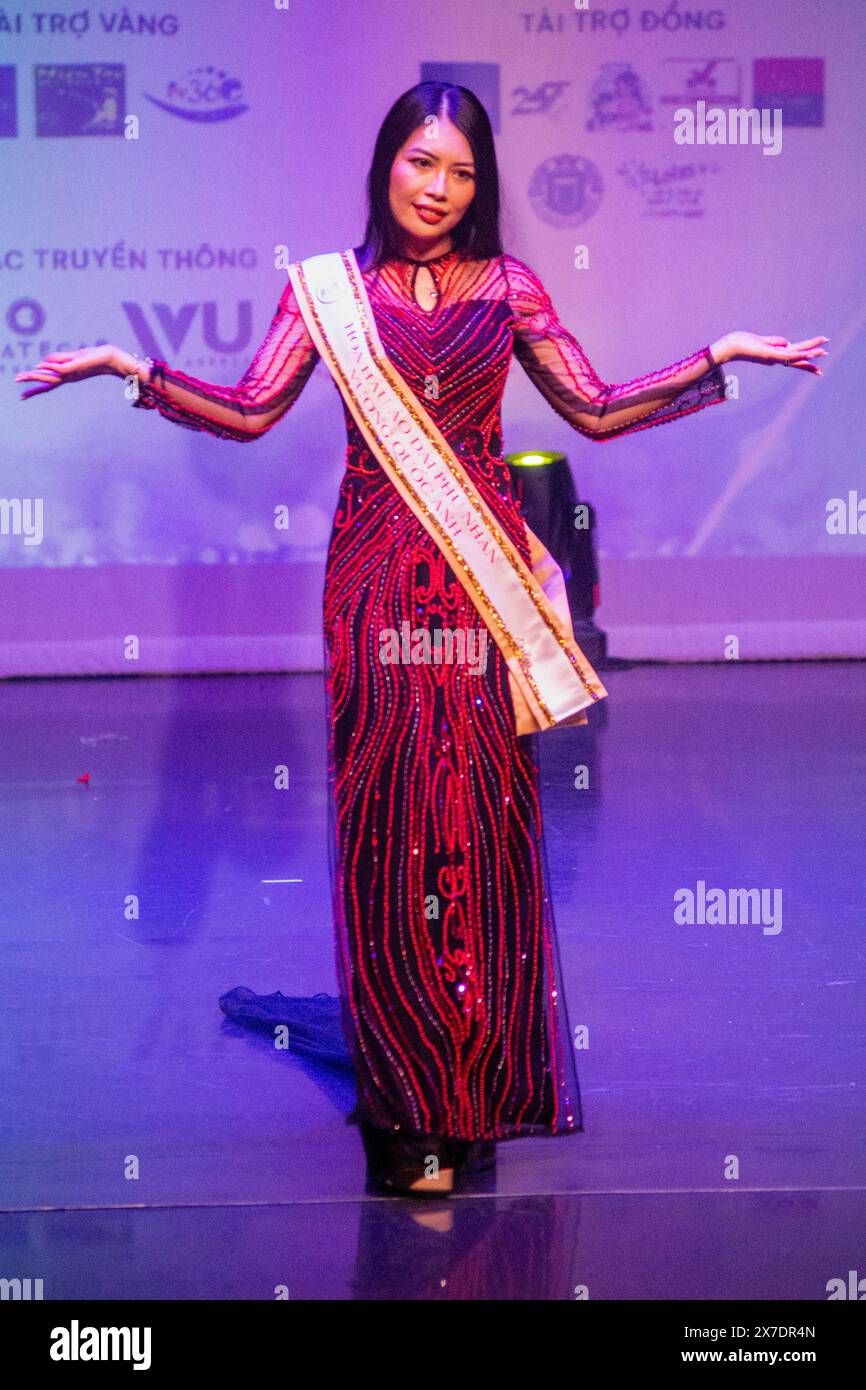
<box><xmin>503</xmin><ymin>255</ymin><xmax>827</xmax><ymax>441</ymax></box>
<box><xmin>16</xmin><ymin>277</ymin><xmax>319</xmax><ymax>442</ymax></box>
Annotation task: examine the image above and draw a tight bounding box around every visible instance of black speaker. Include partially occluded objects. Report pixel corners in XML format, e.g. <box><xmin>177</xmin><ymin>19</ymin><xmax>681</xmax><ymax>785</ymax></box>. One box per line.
<box><xmin>506</xmin><ymin>450</ymin><xmax>608</xmax><ymax>669</ymax></box>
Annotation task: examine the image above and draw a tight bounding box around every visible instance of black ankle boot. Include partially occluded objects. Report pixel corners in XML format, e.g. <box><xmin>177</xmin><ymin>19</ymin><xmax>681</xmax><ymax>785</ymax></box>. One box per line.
<box><xmin>358</xmin><ymin>1119</ymin><xmax>456</xmax><ymax>1199</ymax></box>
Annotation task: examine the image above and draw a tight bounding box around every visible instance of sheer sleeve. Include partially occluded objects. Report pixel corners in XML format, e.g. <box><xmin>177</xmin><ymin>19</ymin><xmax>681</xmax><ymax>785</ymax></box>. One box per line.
<box><xmin>131</xmin><ymin>277</ymin><xmax>318</xmax><ymax>441</ymax></box>
<box><xmin>504</xmin><ymin>255</ymin><xmax>727</xmax><ymax>441</ymax></box>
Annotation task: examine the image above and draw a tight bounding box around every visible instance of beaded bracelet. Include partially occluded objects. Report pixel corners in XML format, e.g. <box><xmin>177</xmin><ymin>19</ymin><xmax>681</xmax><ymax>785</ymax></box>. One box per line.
<box><xmin>126</xmin><ymin>352</ymin><xmax>165</xmax><ymax>409</ymax></box>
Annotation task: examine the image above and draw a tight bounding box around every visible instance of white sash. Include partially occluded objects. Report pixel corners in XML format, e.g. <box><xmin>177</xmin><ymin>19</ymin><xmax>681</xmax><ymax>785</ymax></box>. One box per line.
<box><xmin>287</xmin><ymin>248</ymin><xmax>607</xmax><ymax>735</ymax></box>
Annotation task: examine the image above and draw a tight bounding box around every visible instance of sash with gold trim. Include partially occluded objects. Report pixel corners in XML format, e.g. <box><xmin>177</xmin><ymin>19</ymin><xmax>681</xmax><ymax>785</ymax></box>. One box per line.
<box><xmin>287</xmin><ymin>248</ymin><xmax>608</xmax><ymax>736</ymax></box>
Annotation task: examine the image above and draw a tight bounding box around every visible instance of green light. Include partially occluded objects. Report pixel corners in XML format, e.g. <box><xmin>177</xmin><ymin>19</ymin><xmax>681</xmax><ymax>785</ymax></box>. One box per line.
<box><xmin>505</xmin><ymin>451</ymin><xmax>566</xmax><ymax>468</ymax></box>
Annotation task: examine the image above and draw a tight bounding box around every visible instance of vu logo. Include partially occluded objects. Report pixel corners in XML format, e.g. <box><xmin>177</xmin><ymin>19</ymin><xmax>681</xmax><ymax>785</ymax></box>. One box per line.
<box><xmin>121</xmin><ymin>300</ymin><xmax>253</xmax><ymax>359</ymax></box>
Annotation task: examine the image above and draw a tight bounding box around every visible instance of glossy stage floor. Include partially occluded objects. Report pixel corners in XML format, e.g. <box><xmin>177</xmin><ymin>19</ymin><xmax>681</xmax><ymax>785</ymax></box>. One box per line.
<box><xmin>1</xmin><ymin>660</ymin><xmax>863</xmax><ymax>1300</ymax></box>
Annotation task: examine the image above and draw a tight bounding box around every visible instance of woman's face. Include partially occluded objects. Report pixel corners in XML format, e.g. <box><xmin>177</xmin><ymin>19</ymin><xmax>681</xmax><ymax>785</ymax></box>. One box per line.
<box><xmin>388</xmin><ymin>115</ymin><xmax>477</xmax><ymax>251</ymax></box>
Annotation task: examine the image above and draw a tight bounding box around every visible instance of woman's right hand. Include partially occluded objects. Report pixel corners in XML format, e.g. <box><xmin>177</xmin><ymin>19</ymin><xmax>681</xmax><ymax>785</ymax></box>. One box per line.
<box><xmin>15</xmin><ymin>344</ymin><xmax>126</xmax><ymax>399</ymax></box>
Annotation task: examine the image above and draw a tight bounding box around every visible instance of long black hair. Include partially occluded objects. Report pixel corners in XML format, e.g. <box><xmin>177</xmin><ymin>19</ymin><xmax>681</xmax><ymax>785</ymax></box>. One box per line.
<box><xmin>355</xmin><ymin>82</ymin><xmax>504</xmax><ymax>271</ymax></box>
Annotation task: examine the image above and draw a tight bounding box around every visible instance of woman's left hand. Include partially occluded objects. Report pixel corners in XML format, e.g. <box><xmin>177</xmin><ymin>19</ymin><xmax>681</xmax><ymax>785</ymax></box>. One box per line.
<box><xmin>719</xmin><ymin>331</ymin><xmax>829</xmax><ymax>375</ymax></box>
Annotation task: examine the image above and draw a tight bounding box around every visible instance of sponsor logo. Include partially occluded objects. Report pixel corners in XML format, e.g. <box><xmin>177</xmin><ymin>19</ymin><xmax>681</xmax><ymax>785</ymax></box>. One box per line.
<box><xmin>35</xmin><ymin>63</ymin><xmax>125</xmax><ymax>137</ymax></box>
<box><xmin>511</xmin><ymin>80</ymin><xmax>571</xmax><ymax>117</ymax></box>
<box><xmin>616</xmin><ymin>156</ymin><xmax>719</xmax><ymax>218</ymax></box>
<box><xmin>587</xmin><ymin>63</ymin><xmax>653</xmax><ymax>132</ymax></box>
<box><xmin>659</xmin><ymin>57</ymin><xmax>742</xmax><ymax>109</ymax></box>
<box><xmin>754</xmin><ymin>57</ymin><xmax>824</xmax><ymax>128</ymax></box>
<box><xmin>144</xmin><ymin>65</ymin><xmax>248</xmax><ymax>122</ymax></box>
<box><xmin>529</xmin><ymin>153</ymin><xmax>603</xmax><ymax>228</ymax></box>
<box><xmin>122</xmin><ymin>300</ymin><xmax>254</xmax><ymax>360</ymax></box>
<box><xmin>0</xmin><ymin>66</ymin><xmax>16</xmax><ymax>137</ymax></box>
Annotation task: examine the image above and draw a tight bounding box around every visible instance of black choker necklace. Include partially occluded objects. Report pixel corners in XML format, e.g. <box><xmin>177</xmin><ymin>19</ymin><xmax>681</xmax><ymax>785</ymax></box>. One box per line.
<box><xmin>396</xmin><ymin>248</ymin><xmax>458</xmax><ymax>265</ymax></box>
<box><xmin>395</xmin><ymin>248</ymin><xmax>457</xmax><ymax>306</ymax></box>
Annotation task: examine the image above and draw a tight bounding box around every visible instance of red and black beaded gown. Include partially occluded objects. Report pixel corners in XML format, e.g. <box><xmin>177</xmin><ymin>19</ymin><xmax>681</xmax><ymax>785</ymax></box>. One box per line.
<box><xmin>135</xmin><ymin>248</ymin><xmax>727</xmax><ymax>1141</ymax></box>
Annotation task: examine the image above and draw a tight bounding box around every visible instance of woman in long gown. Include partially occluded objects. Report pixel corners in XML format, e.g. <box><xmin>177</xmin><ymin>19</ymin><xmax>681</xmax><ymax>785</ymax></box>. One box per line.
<box><xmin>17</xmin><ymin>82</ymin><xmax>827</xmax><ymax>1198</ymax></box>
